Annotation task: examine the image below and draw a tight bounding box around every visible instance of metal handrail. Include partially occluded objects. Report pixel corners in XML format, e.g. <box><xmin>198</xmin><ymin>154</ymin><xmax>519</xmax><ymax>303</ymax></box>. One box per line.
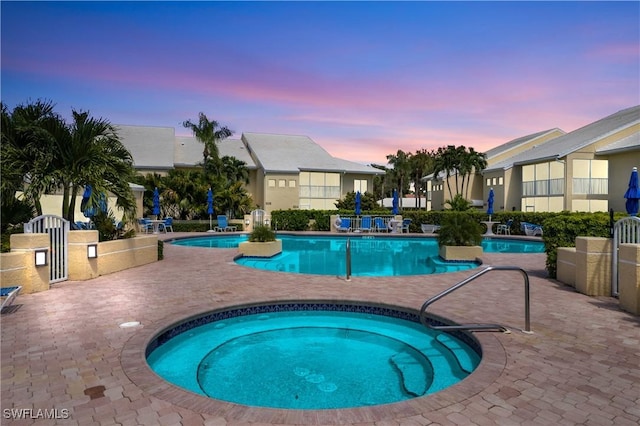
<box><xmin>419</xmin><ymin>265</ymin><xmax>532</xmax><ymax>334</ymax></box>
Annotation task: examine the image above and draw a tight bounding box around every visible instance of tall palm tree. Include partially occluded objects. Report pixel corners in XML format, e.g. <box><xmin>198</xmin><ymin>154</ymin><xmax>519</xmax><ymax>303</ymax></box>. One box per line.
<box><xmin>432</xmin><ymin>145</ymin><xmax>459</xmax><ymax>201</ymax></box>
<box><xmin>461</xmin><ymin>147</ymin><xmax>488</xmax><ymax>198</ymax></box>
<box><xmin>386</xmin><ymin>150</ymin><xmax>412</xmax><ymax>209</ymax></box>
<box><xmin>409</xmin><ymin>149</ymin><xmax>435</xmax><ymax>208</ymax></box>
<box><xmin>182</xmin><ymin>112</ymin><xmax>233</xmax><ymax>172</ymax></box>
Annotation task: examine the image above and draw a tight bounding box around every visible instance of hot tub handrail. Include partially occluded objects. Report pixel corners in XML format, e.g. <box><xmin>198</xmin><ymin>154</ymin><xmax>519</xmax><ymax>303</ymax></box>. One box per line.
<box><xmin>419</xmin><ymin>265</ymin><xmax>531</xmax><ymax>333</ymax></box>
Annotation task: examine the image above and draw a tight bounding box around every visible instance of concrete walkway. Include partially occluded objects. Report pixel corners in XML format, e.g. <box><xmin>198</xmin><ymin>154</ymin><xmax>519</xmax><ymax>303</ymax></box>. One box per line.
<box><xmin>1</xmin><ymin>232</ymin><xmax>639</xmax><ymax>425</ymax></box>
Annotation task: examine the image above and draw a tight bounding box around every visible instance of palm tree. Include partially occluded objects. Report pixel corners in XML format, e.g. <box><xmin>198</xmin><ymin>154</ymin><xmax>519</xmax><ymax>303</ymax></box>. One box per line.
<box><xmin>386</xmin><ymin>150</ymin><xmax>412</xmax><ymax>209</ymax></box>
<box><xmin>220</xmin><ymin>156</ymin><xmax>250</xmax><ymax>184</ymax></box>
<box><xmin>59</xmin><ymin>110</ymin><xmax>137</xmax><ymax>223</ymax></box>
<box><xmin>409</xmin><ymin>149</ymin><xmax>435</xmax><ymax>208</ymax></box>
<box><xmin>216</xmin><ymin>181</ymin><xmax>253</xmax><ymax>219</ymax></box>
<box><xmin>182</xmin><ymin>112</ymin><xmax>233</xmax><ymax>173</ymax></box>
<box><xmin>1</xmin><ymin>100</ymin><xmax>59</xmax><ymax>216</ymax></box>
<box><xmin>464</xmin><ymin>147</ymin><xmax>488</xmax><ymax>198</ymax></box>
<box><xmin>432</xmin><ymin>145</ymin><xmax>459</xmax><ymax>201</ymax></box>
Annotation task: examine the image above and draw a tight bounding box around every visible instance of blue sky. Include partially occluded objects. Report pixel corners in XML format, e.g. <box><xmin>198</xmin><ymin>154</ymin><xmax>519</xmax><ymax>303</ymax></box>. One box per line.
<box><xmin>2</xmin><ymin>1</ymin><xmax>638</xmax><ymax>164</ymax></box>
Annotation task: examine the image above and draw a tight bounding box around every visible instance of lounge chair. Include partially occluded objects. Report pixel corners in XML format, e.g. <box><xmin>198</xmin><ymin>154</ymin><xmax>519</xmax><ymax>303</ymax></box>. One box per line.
<box><xmin>521</xmin><ymin>222</ymin><xmax>543</xmax><ymax>236</ymax></box>
<box><xmin>215</xmin><ymin>215</ymin><xmax>237</xmax><ymax>232</ymax></box>
<box><xmin>373</xmin><ymin>217</ymin><xmax>388</xmax><ymax>232</ymax></box>
<box><xmin>336</xmin><ymin>217</ymin><xmax>351</xmax><ymax>232</ymax></box>
<box><xmin>421</xmin><ymin>224</ymin><xmax>440</xmax><ymax>234</ymax></box>
<box><xmin>1</xmin><ymin>286</ymin><xmax>22</xmax><ymax>312</ymax></box>
<box><xmin>358</xmin><ymin>216</ymin><xmax>372</xmax><ymax>232</ymax></box>
<box><xmin>401</xmin><ymin>218</ymin><xmax>412</xmax><ymax>233</ymax></box>
<box><xmin>496</xmin><ymin>219</ymin><xmax>513</xmax><ymax>235</ymax></box>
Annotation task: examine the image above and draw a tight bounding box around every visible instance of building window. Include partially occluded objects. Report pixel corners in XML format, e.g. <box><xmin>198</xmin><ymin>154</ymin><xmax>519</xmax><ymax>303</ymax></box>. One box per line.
<box><xmin>289</xmin><ymin>180</ymin><xmax>296</xmax><ymax>188</ymax></box>
<box><xmin>299</xmin><ymin>172</ymin><xmax>341</xmax><ymax>208</ymax></box>
<box><xmin>522</xmin><ymin>162</ymin><xmax>565</xmax><ymax>196</ymax></box>
<box><xmin>354</xmin><ymin>179</ymin><xmax>367</xmax><ymax>193</ymax></box>
<box><xmin>268</xmin><ymin>179</ymin><xmax>276</xmax><ymax>188</ymax></box>
<box><xmin>572</xmin><ymin>159</ymin><xmax>608</xmax><ymax>195</ymax></box>
<box><xmin>279</xmin><ymin>179</ymin><xmax>286</xmax><ymax>188</ymax></box>
<box><xmin>486</xmin><ymin>178</ymin><xmax>491</xmax><ymax>186</ymax></box>
<box><xmin>498</xmin><ymin>177</ymin><xmax>503</xmax><ymax>185</ymax></box>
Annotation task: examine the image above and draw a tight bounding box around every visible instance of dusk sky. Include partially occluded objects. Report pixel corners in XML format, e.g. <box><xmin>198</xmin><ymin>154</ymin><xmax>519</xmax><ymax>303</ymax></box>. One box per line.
<box><xmin>2</xmin><ymin>1</ymin><xmax>639</xmax><ymax>165</ymax></box>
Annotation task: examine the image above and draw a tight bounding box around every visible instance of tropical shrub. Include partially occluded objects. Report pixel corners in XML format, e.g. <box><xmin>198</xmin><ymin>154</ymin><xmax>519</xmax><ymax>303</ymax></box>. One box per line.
<box><xmin>436</xmin><ymin>212</ymin><xmax>483</xmax><ymax>247</ymax></box>
<box><xmin>249</xmin><ymin>225</ymin><xmax>276</xmax><ymax>242</ymax></box>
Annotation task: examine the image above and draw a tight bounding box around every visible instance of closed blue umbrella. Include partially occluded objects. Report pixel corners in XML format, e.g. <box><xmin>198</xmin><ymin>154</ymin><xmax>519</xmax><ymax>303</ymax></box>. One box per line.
<box><xmin>392</xmin><ymin>189</ymin><xmax>399</xmax><ymax>215</ymax></box>
<box><xmin>152</xmin><ymin>187</ymin><xmax>161</xmax><ymax>217</ymax></box>
<box><xmin>487</xmin><ymin>187</ymin><xmax>495</xmax><ymax>221</ymax></box>
<box><xmin>207</xmin><ymin>188</ymin><xmax>214</xmax><ymax>232</ymax></box>
<box><xmin>624</xmin><ymin>167</ymin><xmax>639</xmax><ymax>216</ymax></box>
<box><xmin>355</xmin><ymin>191</ymin><xmax>361</xmax><ymax>216</ymax></box>
<box><xmin>81</xmin><ymin>185</ymin><xmax>95</xmax><ymax>218</ymax></box>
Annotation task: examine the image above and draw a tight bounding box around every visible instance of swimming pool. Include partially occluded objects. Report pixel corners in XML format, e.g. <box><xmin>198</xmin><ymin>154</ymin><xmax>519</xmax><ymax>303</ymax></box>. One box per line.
<box><xmin>171</xmin><ymin>234</ymin><xmax>544</xmax><ymax>276</ymax></box>
<box><xmin>146</xmin><ymin>302</ymin><xmax>481</xmax><ymax>409</ymax></box>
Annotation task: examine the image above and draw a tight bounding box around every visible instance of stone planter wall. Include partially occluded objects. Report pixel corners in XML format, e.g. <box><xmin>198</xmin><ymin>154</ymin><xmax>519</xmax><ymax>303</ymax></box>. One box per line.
<box><xmin>438</xmin><ymin>245</ymin><xmax>483</xmax><ymax>261</ymax></box>
<box><xmin>238</xmin><ymin>240</ymin><xmax>282</xmax><ymax>258</ymax></box>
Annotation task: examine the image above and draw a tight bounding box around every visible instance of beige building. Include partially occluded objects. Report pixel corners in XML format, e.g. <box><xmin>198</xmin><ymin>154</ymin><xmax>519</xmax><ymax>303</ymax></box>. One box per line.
<box><xmin>428</xmin><ymin>105</ymin><xmax>640</xmax><ymax>213</ymax></box>
<box><xmin>116</xmin><ymin>126</ymin><xmax>382</xmax><ymax>214</ymax></box>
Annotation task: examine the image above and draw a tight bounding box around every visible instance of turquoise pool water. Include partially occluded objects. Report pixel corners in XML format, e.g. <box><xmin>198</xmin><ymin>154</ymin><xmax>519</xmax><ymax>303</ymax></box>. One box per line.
<box><xmin>171</xmin><ymin>234</ymin><xmax>544</xmax><ymax>276</ymax></box>
<box><xmin>147</xmin><ymin>304</ymin><xmax>481</xmax><ymax>409</ymax></box>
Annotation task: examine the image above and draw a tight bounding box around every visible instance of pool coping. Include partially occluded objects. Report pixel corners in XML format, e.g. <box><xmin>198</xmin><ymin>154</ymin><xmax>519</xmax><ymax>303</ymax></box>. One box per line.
<box><xmin>121</xmin><ymin>298</ymin><xmax>507</xmax><ymax>425</ymax></box>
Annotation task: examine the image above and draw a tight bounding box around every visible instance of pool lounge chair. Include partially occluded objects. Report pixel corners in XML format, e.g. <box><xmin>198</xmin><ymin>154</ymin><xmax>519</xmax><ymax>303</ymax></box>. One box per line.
<box><xmin>358</xmin><ymin>216</ymin><xmax>373</xmax><ymax>232</ymax></box>
<box><xmin>373</xmin><ymin>217</ymin><xmax>388</xmax><ymax>232</ymax></box>
<box><xmin>215</xmin><ymin>215</ymin><xmax>237</xmax><ymax>232</ymax></box>
<box><xmin>337</xmin><ymin>217</ymin><xmax>351</xmax><ymax>232</ymax></box>
<box><xmin>521</xmin><ymin>222</ymin><xmax>543</xmax><ymax>236</ymax></box>
<box><xmin>1</xmin><ymin>286</ymin><xmax>22</xmax><ymax>313</ymax></box>
<box><xmin>421</xmin><ymin>224</ymin><xmax>440</xmax><ymax>234</ymax></box>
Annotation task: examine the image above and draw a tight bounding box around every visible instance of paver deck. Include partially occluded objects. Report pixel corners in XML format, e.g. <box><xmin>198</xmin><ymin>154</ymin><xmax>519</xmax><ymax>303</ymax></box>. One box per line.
<box><xmin>1</xmin><ymin>232</ymin><xmax>639</xmax><ymax>425</ymax></box>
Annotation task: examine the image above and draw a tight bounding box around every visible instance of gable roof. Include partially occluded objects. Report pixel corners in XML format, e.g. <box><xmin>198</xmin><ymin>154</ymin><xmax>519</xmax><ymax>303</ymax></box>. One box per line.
<box><xmin>484</xmin><ymin>128</ymin><xmax>564</xmax><ymax>161</ymax></box>
<box><xmin>595</xmin><ymin>132</ymin><xmax>640</xmax><ymax>155</ymax></box>
<box><xmin>174</xmin><ymin>136</ymin><xmax>257</xmax><ymax>169</ymax></box>
<box><xmin>241</xmin><ymin>132</ymin><xmax>381</xmax><ymax>174</ymax></box>
<box><xmin>485</xmin><ymin>105</ymin><xmax>640</xmax><ymax>172</ymax></box>
<box><xmin>115</xmin><ymin>125</ymin><xmax>175</xmax><ymax>170</ymax></box>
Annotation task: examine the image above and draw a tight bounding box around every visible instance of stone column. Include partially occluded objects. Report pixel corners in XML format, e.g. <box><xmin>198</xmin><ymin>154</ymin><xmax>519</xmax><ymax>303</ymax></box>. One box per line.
<box><xmin>68</xmin><ymin>230</ymin><xmax>99</xmax><ymax>280</ymax></box>
<box><xmin>618</xmin><ymin>243</ymin><xmax>640</xmax><ymax>315</ymax></box>
<box><xmin>575</xmin><ymin>237</ymin><xmax>612</xmax><ymax>296</ymax></box>
<box><xmin>9</xmin><ymin>233</ymin><xmax>50</xmax><ymax>294</ymax></box>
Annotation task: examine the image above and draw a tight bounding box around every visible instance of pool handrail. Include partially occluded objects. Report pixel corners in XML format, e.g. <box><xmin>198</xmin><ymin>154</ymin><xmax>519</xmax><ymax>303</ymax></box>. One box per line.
<box><xmin>419</xmin><ymin>265</ymin><xmax>531</xmax><ymax>334</ymax></box>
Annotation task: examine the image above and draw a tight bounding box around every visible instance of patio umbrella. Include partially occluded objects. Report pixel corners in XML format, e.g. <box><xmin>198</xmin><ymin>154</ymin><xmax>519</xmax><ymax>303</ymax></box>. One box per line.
<box><xmin>392</xmin><ymin>189</ymin><xmax>399</xmax><ymax>215</ymax></box>
<box><xmin>152</xmin><ymin>187</ymin><xmax>161</xmax><ymax>217</ymax></box>
<box><xmin>81</xmin><ymin>185</ymin><xmax>95</xmax><ymax>218</ymax></box>
<box><xmin>207</xmin><ymin>188</ymin><xmax>214</xmax><ymax>232</ymax></box>
<box><xmin>624</xmin><ymin>167</ymin><xmax>639</xmax><ymax>216</ymax></box>
<box><xmin>355</xmin><ymin>191</ymin><xmax>361</xmax><ymax>216</ymax></box>
<box><xmin>487</xmin><ymin>187</ymin><xmax>495</xmax><ymax>222</ymax></box>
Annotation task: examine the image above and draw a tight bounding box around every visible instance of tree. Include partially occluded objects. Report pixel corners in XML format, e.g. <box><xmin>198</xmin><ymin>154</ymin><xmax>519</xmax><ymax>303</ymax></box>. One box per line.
<box><xmin>386</xmin><ymin>150</ymin><xmax>412</xmax><ymax>209</ymax></box>
<box><xmin>219</xmin><ymin>156</ymin><xmax>250</xmax><ymax>185</ymax></box>
<box><xmin>58</xmin><ymin>110</ymin><xmax>137</xmax><ymax>223</ymax></box>
<box><xmin>409</xmin><ymin>149</ymin><xmax>435</xmax><ymax>208</ymax></box>
<box><xmin>1</xmin><ymin>100</ymin><xmax>59</xmax><ymax>217</ymax></box>
<box><xmin>182</xmin><ymin>112</ymin><xmax>233</xmax><ymax>174</ymax></box>
<box><xmin>432</xmin><ymin>145</ymin><xmax>458</xmax><ymax>201</ymax></box>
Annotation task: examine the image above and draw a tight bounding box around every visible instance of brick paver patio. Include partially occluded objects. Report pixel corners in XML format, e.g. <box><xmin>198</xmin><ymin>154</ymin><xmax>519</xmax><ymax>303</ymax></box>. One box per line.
<box><xmin>1</xmin><ymin>232</ymin><xmax>639</xmax><ymax>425</ymax></box>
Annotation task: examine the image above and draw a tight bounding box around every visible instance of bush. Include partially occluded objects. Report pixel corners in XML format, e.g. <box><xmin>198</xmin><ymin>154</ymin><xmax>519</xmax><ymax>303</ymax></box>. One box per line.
<box><xmin>542</xmin><ymin>212</ymin><xmax>612</xmax><ymax>278</ymax></box>
<box><xmin>436</xmin><ymin>212</ymin><xmax>483</xmax><ymax>247</ymax></box>
<box><xmin>249</xmin><ymin>225</ymin><xmax>276</xmax><ymax>242</ymax></box>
